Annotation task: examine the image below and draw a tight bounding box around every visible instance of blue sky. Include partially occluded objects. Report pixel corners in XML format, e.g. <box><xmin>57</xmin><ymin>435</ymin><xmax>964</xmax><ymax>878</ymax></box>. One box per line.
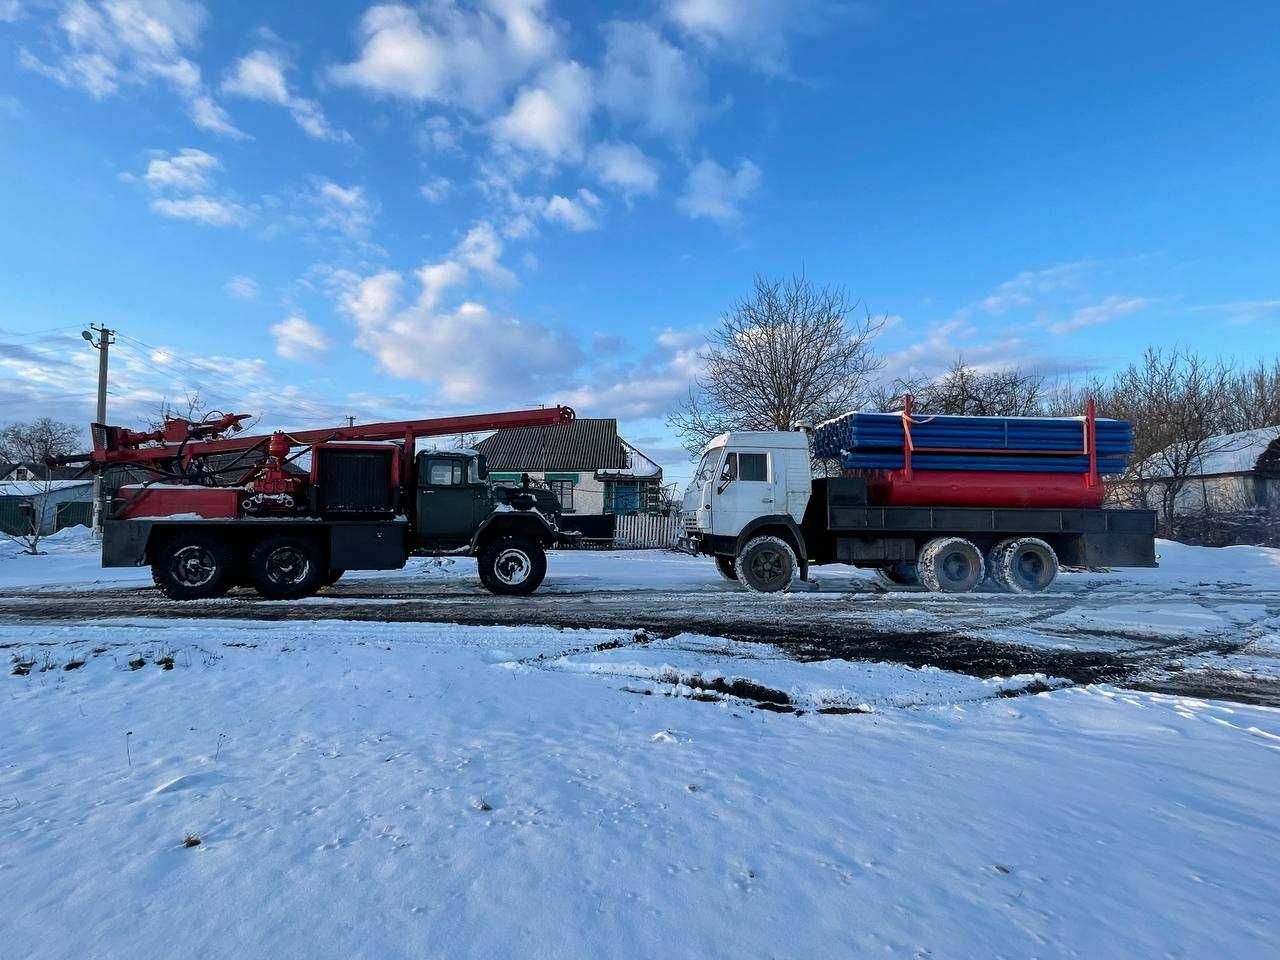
<box><xmin>1</xmin><ymin>1</ymin><xmax>1278</xmax><ymax>484</ymax></box>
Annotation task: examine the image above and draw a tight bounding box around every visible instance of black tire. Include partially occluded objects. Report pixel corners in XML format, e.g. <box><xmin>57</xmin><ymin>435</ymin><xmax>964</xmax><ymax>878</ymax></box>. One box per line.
<box><xmin>996</xmin><ymin>537</ymin><xmax>1059</xmax><ymax>594</ymax></box>
<box><xmin>733</xmin><ymin>535</ymin><xmax>798</xmax><ymax>594</ymax></box>
<box><xmin>478</xmin><ymin>536</ymin><xmax>547</xmax><ymax>595</ymax></box>
<box><xmin>151</xmin><ymin>533</ymin><xmax>234</xmax><ymax>601</ymax></box>
<box><xmin>874</xmin><ymin>562</ymin><xmax>919</xmax><ymax>588</ymax></box>
<box><xmin>714</xmin><ymin>555</ymin><xmax>739</xmax><ymax>582</ymax></box>
<box><xmin>325</xmin><ymin>569</ymin><xmax>345</xmax><ymax>586</ymax></box>
<box><xmin>917</xmin><ymin>537</ymin><xmax>985</xmax><ymax>594</ymax></box>
<box><xmin>248</xmin><ymin>535</ymin><xmax>325</xmax><ymax>600</ymax></box>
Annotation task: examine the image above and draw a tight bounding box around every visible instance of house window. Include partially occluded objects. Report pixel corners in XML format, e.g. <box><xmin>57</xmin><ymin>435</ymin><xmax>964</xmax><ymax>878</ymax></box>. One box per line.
<box><xmin>549</xmin><ymin>479</ymin><xmax>574</xmax><ymax>512</ymax></box>
<box><xmin>607</xmin><ymin>481</ymin><xmax>640</xmax><ymax>515</ymax></box>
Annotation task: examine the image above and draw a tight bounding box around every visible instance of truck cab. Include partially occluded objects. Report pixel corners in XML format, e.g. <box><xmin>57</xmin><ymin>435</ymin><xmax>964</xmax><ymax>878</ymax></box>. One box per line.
<box><xmin>680</xmin><ymin>430</ymin><xmax>814</xmax><ymax>589</ymax></box>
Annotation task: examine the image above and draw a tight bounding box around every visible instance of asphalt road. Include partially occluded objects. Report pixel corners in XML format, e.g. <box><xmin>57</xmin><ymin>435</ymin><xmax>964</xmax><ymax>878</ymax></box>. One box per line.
<box><xmin>5</xmin><ymin>575</ymin><xmax>1280</xmax><ymax>704</ymax></box>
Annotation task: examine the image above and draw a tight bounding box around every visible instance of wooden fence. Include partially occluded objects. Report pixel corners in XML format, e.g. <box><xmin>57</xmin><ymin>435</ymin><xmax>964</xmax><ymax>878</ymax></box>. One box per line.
<box><xmin>612</xmin><ymin>513</ymin><xmax>682</xmax><ymax>549</ymax></box>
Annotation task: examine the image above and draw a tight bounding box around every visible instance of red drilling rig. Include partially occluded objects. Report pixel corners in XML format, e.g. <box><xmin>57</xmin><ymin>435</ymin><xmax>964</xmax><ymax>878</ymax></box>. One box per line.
<box><xmin>58</xmin><ymin>405</ymin><xmax>576</xmax><ymax>600</ymax></box>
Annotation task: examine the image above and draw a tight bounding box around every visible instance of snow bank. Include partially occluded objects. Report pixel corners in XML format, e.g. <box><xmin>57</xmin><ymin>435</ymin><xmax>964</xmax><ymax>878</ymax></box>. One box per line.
<box><xmin>3</xmin><ymin>617</ymin><xmax>1278</xmax><ymax>959</ymax></box>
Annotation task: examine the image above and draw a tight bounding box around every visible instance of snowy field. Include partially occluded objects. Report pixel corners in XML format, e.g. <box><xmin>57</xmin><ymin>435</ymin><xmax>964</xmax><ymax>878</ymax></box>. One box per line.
<box><xmin>3</xmin><ymin>534</ymin><xmax>1280</xmax><ymax>958</ymax></box>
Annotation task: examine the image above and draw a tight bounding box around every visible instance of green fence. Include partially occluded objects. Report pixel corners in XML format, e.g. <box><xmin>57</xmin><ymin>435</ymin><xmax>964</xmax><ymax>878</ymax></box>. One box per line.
<box><xmin>0</xmin><ymin>500</ymin><xmax>34</xmax><ymax>537</ymax></box>
<box><xmin>56</xmin><ymin>500</ymin><xmax>93</xmax><ymax>531</ymax></box>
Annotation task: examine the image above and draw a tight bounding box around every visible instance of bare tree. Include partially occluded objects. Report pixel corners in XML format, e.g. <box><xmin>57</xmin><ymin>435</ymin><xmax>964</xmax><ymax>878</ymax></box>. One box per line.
<box><xmin>1098</xmin><ymin>347</ymin><xmax>1238</xmax><ymax>531</ymax></box>
<box><xmin>0</xmin><ymin>418</ymin><xmax>84</xmax><ymax>465</ymax></box>
<box><xmin>669</xmin><ymin>273</ymin><xmax>884</xmax><ymax>455</ymax></box>
<box><xmin>1223</xmin><ymin>357</ymin><xmax>1280</xmax><ymax>432</ymax></box>
<box><xmin>875</xmin><ymin>357</ymin><xmax>1047</xmax><ymax>416</ymax></box>
<box><xmin>144</xmin><ymin>390</ymin><xmax>206</xmax><ymax>432</ymax></box>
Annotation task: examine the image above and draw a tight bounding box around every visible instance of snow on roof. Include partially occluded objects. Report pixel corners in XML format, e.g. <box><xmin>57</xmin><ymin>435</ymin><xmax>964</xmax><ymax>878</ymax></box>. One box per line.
<box><xmin>0</xmin><ymin>479</ymin><xmax>92</xmax><ymax>494</ymax></box>
<box><xmin>1148</xmin><ymin>426</ymin><xmax>1280</xmax><ymax>477</ymax></box>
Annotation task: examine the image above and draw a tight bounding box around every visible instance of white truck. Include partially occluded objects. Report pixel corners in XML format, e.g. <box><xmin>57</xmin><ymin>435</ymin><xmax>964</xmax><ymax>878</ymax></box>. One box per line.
<box><xmin>678</xmin><ymin>429</ymin><xmax>1157</xmax><ymax>594</ymax></box>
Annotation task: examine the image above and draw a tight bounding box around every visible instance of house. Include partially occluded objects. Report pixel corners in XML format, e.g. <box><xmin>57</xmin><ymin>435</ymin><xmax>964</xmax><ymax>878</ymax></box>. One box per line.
<box><xmin>474</xmin><ymin>418</ymin><xmax>665</xmax><ymax>540</ymax></box>
<box><xmin>1112</xmin><ymin>426</ymin><xmax>1280</xmax><ymax>523</ymax></box>
<box><xmin>0</xmin><ymin>462</ymin><xmax>94</xmax><ymax>537</ymax></box>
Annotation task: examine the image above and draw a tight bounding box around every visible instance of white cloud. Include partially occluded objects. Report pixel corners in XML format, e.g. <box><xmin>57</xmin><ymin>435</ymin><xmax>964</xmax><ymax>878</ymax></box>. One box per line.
<box><xmin>491</xmin><ymin>60</ymin><xmax>593</xmax><ymax>161</ymax></box>
<box><xmin>664</xmin><ymin>0</ymin><xmax>839</xmax><ymax>75</ymax></box>
<box><xmin>20</xmin><ymin>0</ymin><xmax>245</xmax><ymax>137</ymax></box>
<box><xmin>142</xmin><ymin>146</ymin><xmax>218</xmax><ymax>191</ymax></box>
<box><xmin>543</xmin><ymin>188</ymin><xmax>602</xmax><ymax>232</ymax></box>
<box><xmin>589</xmin><ymin>141</ymin><xmax>659</xmax><ymax>197</ymax></box>
<box><xmin>677</xmin><ymin>158</ymin><xmax>762</xmax><ymax>224</ymax></box>
<box><xmin>599</xmin><ymin>20</ymin><xmax>707</xmax><ymax>142</ymax></box>
<box><xmin>310</xmin><ymin>179</ymin><xmax>377</xmax><ymax>238</ymax></box>
<box><xmin>1048</xmin><ymin>295</ymin><xmax>1152</xmax><ymax>334</ymax></box>
<box><xmin>418</xmin><ymin>115</ymin><xmax>460</xmax><ymax>152</ymax></box>
<box><xmin>419</xmin><ymin>176</ymin><xmax>453</xmax><ymax>203</ymax></box>
<box><xmin>1190</xmin><ymin>299</ymin><xmax>1280</xmax><ymax>325</ymax></box>
<box><xmin>340</xmin><ymin>240</ymin><xmax>576</xmax><ymax>403</ymax></box>
<box><xmin>224</xmin><ymin>275</ymin><xmax>259</xmax><ymax>300</ymax></box>
<box><xmin>150</xmin><ymin>195</ymin><xmax>250</xmax><ymax>227</ymax></box>
<box><xmin>0</xmin><ymin>1</ymin><xmax>26</xmax><ymax>23</ymax></box>
<box><xmin>223</xmin><ymin>49</ymin><xmax>347</xmax><ymax>142</ymax></box>
<box><xmin>331</xmin><ymin>1</ymin><xmax>559</xmax><ymax>113</ymax></box>
<box><xmin>271</xmin><ymin>315</ymin><xmax>331</xmax><ymax>361</ymax></box>
<box><xmin>223</xmin><ymin>48</ymin><xmax>289</xmax><ymax>103</ymax></box>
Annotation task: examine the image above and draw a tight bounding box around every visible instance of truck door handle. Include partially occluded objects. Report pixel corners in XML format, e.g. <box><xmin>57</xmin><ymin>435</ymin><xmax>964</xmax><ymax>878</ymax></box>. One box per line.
<box><xmin>762</xmin><ymin>498</ymin><xmax>774</xmax><ymax>504</ymax></box>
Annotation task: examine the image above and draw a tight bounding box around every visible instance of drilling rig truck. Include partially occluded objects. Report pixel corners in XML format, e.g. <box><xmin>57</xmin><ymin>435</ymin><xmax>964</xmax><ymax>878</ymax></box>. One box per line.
<box><xmin>58</xmin><ymin>406</ymin><xmax>577</xmax><ymax>600</ymax></box>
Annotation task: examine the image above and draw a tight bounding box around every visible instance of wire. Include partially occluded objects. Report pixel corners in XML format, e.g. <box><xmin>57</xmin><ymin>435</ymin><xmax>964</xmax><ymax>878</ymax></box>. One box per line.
<box><xmin>0</xmin><ymin>324</ymin><xmax>86</xmax><ymax>340</ymax></box>
<box><xmin>111</xmin><ymin>339</ymin><xmax>247</xmax><ymax>412</ymax></box>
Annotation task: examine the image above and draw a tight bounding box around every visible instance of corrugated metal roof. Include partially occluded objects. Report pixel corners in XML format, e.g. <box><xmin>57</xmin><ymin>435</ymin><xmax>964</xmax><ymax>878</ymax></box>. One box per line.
<box><xmin>475</xmin><ymin>418</ymin><xmax>630</xmax><ymax>472</ymax></box>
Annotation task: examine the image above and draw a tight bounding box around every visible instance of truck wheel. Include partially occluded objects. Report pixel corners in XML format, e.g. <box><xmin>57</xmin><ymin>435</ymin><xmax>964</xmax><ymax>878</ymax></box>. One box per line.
<box><xmin>874</xmin><ymin>562</ymin><xmax>919</xmax><ymax>588</ymax></box>
<box><xmin>734</xmin><ymin>536</ymin><xmax>798</xmax><ymax>594</ymax></box>
<box><xmin>917</xmin><ymin>537</ymin><xmax>985</xmax><ymax>594</ymax></box>
<box><xmin>152</xmin><ymin>534</ymin><xmax>234</xmax><ymax>601</ymax></box>
<box><xmin>996</xmin><ymin>538</ymin><xmax>1059</xmax><ymax>593</ymax></box>
<box><xmin>714</xmin><ymin>555</ymin><xmax>739</xmax><ymax>582</ymax></box>
<box><xmin>478</xmin><ymin>537</ymin><xmax>547</xmax><ymax>595</ymax></box>
<box><xmin>248</xmin><ymin>535</ymin><xmax>324</xmax><ymax>600</ymax></box>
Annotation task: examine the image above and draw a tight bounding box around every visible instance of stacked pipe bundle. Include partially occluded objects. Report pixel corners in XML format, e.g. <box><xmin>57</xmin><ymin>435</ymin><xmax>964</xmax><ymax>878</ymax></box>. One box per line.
<box><xmin>812</xmin><ymin>412</ymin><xmax>1132</xmax><ymax>475</ymax></box>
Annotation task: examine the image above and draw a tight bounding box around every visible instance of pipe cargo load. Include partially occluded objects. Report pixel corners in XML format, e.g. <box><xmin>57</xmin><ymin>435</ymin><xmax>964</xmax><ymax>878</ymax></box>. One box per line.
<box><xmin>812</xmin><ymin>398</ymin><xmax>1131</xmax><ymax>509</ymax></box>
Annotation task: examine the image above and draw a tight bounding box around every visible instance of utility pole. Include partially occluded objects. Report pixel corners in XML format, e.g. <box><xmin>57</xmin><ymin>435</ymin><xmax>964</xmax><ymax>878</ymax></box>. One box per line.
<box><xmin>346</xmin><ymin>415</ymin><xmax>356</xmax><ymax>427</ymax></box>
<box><xmin>82</xmin><ymin>324</ymin><xmax>115</xmax><ymax>537</ymax></box>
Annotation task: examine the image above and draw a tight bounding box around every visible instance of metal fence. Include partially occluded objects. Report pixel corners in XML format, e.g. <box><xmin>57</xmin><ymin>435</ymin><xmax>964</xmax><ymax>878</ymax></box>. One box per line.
<box><xmin>613</xmin><ymin>513</ymin><xmax>681</xmax><ymax>549</ymax></box>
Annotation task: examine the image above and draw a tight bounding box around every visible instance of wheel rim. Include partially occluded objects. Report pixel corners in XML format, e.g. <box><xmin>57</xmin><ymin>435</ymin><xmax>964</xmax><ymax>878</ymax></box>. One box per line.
<box><xmin>1014</xmin><ymin>550</ymin><xmax>1046</xmax><ymax>588</ymax></box>
<box><xmin>171</xmin><ymin>545</ymin><xmax>216</xmax><ymax>588</ymax></box>
<box><xmin>266</xmin><ymin>546</ymin><xmax>311</xmax><ymax>586</ymax></box>
<box><xmin>494</xmin><ymin>548</ymin><xmax>531</xmax><ymax>586</ymax></box>
<box><xmin>748</xmin><ymin>548</ymin><xmax>788</xmax><ymax>588</ymax></box>
<box><xmin>941</xmin><ymin>550</ymin><xmax>973</xmax><ymax>586</ymax></box>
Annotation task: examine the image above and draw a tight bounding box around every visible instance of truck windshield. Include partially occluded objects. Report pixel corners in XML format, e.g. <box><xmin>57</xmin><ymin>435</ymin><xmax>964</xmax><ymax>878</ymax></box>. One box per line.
<box><xmin>693</xmin><ymin>447</ymin><xmax>722</xmax><ymax>487</ymax></box>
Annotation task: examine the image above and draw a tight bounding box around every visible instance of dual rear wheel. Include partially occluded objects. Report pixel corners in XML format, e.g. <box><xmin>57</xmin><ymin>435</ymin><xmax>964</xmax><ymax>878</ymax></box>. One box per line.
<box><xmin>877</xmin><ymin>536</ymin><xmax>1059</xmax><ymax>594</ymax></box>
<box><xmin>152</xmin><ymin>533</ymin><xmax>331</xmax><ymax>601</ymax></box>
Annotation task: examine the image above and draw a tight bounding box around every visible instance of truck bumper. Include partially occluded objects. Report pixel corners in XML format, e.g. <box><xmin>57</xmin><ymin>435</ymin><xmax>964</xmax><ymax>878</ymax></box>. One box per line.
<box><xmin>675</xmin><ymin>533</ymin><xmax>703</xmax><ymax>556</ymax></box>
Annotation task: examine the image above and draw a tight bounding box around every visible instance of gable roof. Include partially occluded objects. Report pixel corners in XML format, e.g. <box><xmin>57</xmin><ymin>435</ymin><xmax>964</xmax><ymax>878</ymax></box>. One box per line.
<box><xmin>475</xmin><ymin>418</ymin><xmax>630</xmax><ymax>472</ymax></box>
<box><xmin>0</xmin><ymin>461</ymin><xmax>90</xmax><ymax>481</ymax></box>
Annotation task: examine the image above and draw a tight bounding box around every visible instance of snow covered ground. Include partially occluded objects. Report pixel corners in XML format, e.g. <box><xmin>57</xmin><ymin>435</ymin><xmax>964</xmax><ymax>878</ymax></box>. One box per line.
<box><xmin>3</xmin><ymin>533</ymin><xmax>1280</xmax><ymax>958</ymax></box>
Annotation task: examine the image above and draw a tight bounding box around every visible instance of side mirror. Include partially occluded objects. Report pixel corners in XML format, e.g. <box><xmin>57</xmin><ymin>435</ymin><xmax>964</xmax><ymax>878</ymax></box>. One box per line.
<box><xmin>474</xmin><ymin>454</ymin><xmax>488</xmax><ymax>480</ymax></box>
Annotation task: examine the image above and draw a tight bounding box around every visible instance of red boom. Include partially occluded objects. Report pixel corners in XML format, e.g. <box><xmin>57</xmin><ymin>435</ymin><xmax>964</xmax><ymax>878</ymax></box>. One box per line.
<box><xmin>79</xmin><ymin>405</ymin><xmax>576</xmax><ymax>468</ymax></box>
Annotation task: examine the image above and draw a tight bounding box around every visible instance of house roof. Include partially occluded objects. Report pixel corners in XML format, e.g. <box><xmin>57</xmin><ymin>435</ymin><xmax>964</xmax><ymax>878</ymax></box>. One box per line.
<box><xmin>0</xmin><ymin>461</ymin><xmax>90</xmax><ymax>481</ymax></box>
<box><xmin>475</xmin><ymin>418</ymin><xmax>631</xmax><ymax>472</ymax></box>
<box><xmin>1147</xmin><ymin>426</ymin><xmax>1280</xmax><ymax>478</ymax></box>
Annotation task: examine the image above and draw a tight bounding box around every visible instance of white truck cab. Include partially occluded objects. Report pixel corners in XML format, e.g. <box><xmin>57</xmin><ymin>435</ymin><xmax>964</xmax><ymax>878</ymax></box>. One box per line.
<box><xmin>680</xmin><ymin>430</ymin><xmax>815</xmax><ymax>590</ymax></box>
